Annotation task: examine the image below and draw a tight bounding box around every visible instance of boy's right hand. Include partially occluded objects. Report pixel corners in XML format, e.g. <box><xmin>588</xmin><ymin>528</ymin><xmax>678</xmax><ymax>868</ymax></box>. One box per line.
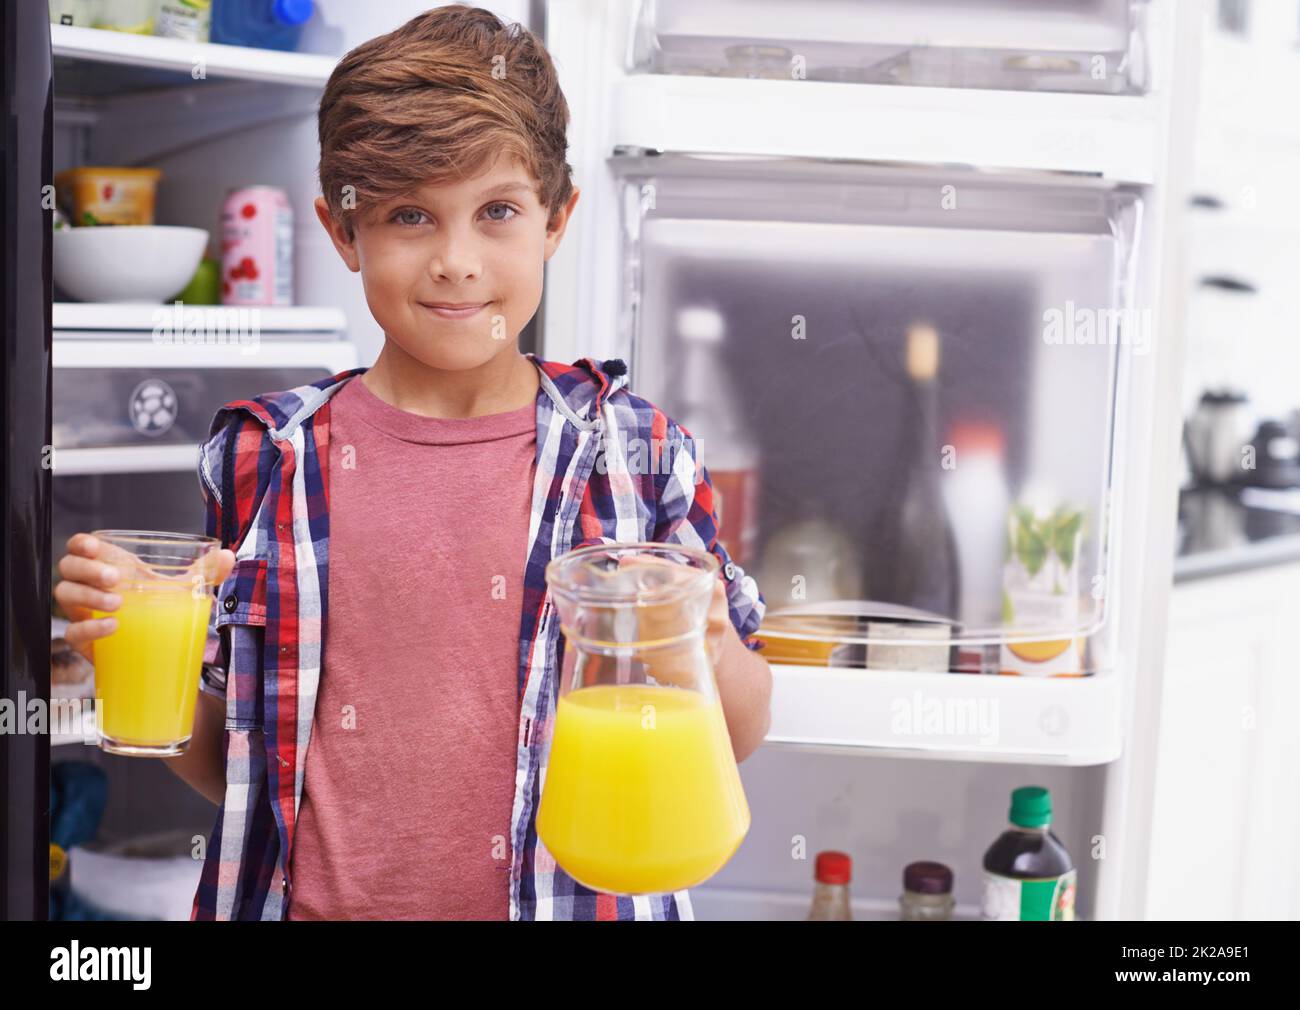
<box><xmin>55</xmin><ymin>533</ymin><xmax>237</xmax><ymax>662</ymax></box>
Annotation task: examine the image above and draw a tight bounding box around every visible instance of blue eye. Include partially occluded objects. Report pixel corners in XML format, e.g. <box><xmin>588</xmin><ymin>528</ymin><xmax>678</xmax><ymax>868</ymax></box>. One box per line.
<box><xmin>389</xmin><ymin>203</ymin><xmax>517</xmax><ymax>227</ymax></box>
<box><xmin>392</xmin><ymin>207</ymin><xmax>427</xmax><ymax>227</ymax></box>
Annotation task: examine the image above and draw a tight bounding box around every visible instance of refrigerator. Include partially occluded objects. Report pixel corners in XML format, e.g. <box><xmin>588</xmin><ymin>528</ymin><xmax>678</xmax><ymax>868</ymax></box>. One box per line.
<box><xmin>5</xmin><ymin>0</ymin><xmax>1199</xmax><ymax>922</ymax></box>
<box><xmin>539</xmin><ymin>0</ymin><xmax>1202</xmax><ymax>920</ymax></box>
<box><xmin>5</xmin><ymin>0</ymin><xmax>469</xmax><ymax>921</ymax></box>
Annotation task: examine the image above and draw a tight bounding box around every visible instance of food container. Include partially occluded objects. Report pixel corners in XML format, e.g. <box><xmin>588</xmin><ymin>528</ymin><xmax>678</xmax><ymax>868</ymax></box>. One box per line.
<box><xmin>51</xmin><ymin>636</ymin><xmax>96</xmax><ymax>701</ymax></box>
<box><xmin>753</xmin><ymin>599</ymin><xmax>957</xmax><ymax>671</ymax></box>
<box><xmin>156</xmin><ymin>0</ymin><xmax>212</xmax><ymax>42</ymax></box>
<box><xmin>54</xmin><ymin>166</ymin><xmax>162</xmax><ymax>226</ymax></box>
<box><xmin>68</xmin><ymin>830</ymin><xmax>206</xmax><ymax>921</ymax></box>
<box><xmin>52</xmin><ymin>225</ymin><xmax>209</xmax><ymax>303</ymax></box>
<box><xmin>93</xmin><ymin>0</ymin><xmax>154</xmax><ymax>34</ymax></box>
<box><xmin>221</xmin><ymin>186</ymin><xmax>294</xmax><ymax>306</ymax></box>
<box><xmin>751</xmin><ymin>613</ymin><xmax>861</xmax><ymax>666</ymax></box>
<box><xmin>999</xmin><ymin>503</ymin><xmax>1087</xmax><ymax>676</ymax></box>
<box><xmin>864</xmin><ymin>619</ymin><xmax>952</xmax><ymax>673</ymax></box>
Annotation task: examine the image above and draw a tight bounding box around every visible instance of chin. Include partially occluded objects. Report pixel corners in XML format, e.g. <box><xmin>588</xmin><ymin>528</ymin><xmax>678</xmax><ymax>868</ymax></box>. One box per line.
<box><xmin>398</xmin><ymin>336</ymin><xmax>513</xmax><ymax>373</ymax></box>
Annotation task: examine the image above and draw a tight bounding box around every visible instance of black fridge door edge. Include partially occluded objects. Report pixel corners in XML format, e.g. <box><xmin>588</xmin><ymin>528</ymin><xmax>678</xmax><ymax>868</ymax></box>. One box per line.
<box><xmin>2</xmin><ymin>0</ymin><xmax>54</xmax><ymax>921</ymax></box>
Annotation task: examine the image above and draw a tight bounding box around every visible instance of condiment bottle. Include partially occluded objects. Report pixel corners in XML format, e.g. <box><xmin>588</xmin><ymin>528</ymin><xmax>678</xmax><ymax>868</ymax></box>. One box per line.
<box><xmin>981</xmin><ymin>785</ymin><xmax>1077</xmax><ymax>920</ymax></box>
<box><xmin>900</xmin><ymin>861</ymin><xmax>955</xmax><ymax>920</ymax></box>
<box><xmin>807</xmin><ymin>851</ymin><xmax>852</xmax><ymax>920</ymax></box>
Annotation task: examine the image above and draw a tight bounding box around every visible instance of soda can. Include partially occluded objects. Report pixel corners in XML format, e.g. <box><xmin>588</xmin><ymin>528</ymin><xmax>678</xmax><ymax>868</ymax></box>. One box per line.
<box><xmin>221</xmin><ymin>186</ymin><xmax>293</xmax><ymax>306</ymax></box>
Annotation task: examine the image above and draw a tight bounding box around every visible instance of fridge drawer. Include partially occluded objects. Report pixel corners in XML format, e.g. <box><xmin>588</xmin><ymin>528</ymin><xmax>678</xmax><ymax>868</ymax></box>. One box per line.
<box><xmin>629</xmin><ymin>0</ymin><xmax>1150</xmax><ymax>95</ymax></box>
<box><xmin>51</xmin><ymin>339</ymin><xmax>357</xmax><ymax>463</ymax></box>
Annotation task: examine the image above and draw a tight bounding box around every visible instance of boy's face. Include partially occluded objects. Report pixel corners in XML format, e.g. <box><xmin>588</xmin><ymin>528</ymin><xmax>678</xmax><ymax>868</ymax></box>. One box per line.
<box><xmin>314</xmin><ymin>152</ymin><xmax>579</xmax><ymax>372</ymax></box>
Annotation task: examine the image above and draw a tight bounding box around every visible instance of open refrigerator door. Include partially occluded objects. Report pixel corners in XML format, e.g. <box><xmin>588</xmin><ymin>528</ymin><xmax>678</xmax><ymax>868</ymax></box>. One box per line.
<box><xmin>540</xmin><ymin>0</ymin><xmax>1200</xmax><ymax>920</ymax></box>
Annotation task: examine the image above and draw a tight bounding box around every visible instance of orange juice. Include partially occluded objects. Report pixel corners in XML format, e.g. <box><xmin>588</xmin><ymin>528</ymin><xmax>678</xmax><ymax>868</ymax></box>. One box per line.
<box><xmin>536</xmin><ymin>683</ymin><xmax>750</xmax><ymax>894</ymax></box>
<box><xmin>92</xmin><ymin>582</ymin><xmax>212</xmax><ymax>750</ymax></box>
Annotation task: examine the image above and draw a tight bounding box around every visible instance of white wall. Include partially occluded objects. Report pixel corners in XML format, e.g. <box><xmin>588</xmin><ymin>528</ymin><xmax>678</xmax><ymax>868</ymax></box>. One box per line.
<box><xmin>1150</xmin><ymin>564</ymin><xmax>1300</xmax><ymax>920</ymax></box>
<box><xmin>1180</xmin><ymin>8</ymin><xmax>1300</xmax><ymax>427</ymax></box>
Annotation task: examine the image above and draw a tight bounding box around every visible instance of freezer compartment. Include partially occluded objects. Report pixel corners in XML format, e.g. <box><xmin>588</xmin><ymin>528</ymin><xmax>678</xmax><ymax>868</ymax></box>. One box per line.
<box><xmin>50</xmin><ymin>337</ymin><xmax>358</xmax><ymax>468</ymax></box>
<box><xmin>53</xmin><ymin>365</ymin><xmax>333</xmax><ymax>451</ymax></box>
<box><xmin>617</xmin><ymin>155</ymin><xmax>1141</xmax><ymax>663</ymax></box>
<box><xmin>630</xmin><ymin>0</ymin><xmax>1149</xmax><ymax>95</ymax></box>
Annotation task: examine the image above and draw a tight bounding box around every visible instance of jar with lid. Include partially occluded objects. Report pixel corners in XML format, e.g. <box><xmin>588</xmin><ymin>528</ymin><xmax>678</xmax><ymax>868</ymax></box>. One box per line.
<box><xmin>900</xmin><ymin>861</ymin><xmax>955</xmax><ymax>921</ymax></box>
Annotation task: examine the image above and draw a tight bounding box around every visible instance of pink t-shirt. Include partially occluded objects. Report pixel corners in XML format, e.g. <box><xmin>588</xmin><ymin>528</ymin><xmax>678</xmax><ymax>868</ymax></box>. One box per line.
<box><xmin>285</xmin><ymin>375</ymin><xmax>536</xmax><ymax>920</ymax></box>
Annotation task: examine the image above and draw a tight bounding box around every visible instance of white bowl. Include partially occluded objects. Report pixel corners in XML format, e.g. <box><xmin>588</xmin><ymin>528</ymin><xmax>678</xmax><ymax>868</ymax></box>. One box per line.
<box><xmin>53</xmin><ymin>225</ymin><xmax>209</xmax><ymax>304</ymax></box>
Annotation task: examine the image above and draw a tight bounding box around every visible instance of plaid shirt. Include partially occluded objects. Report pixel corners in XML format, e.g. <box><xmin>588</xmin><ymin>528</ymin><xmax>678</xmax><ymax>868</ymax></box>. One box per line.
<box><xmin>189</xmin><ymin>354</ymin><xmax>766</xmax><ymax>921</ymax></box>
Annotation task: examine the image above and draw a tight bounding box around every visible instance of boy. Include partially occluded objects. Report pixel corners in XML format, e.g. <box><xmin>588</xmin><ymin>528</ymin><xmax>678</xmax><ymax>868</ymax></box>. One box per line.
<box><xmin>54</xmin><ymin>5</ymin><xmax>769</xmax><ymax>922</ymax></box>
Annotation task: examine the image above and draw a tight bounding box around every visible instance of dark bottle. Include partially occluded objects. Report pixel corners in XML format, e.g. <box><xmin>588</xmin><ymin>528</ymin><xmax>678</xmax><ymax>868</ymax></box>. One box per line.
<box><xmin>872</xmin><ymin>322</ymin><xmax>961</xmax><ymax>619</ymax></box>
<box><xmin>980</xmin><ymin>786</ymin><xmax>1077</xmax><ymax>921</ymax></box>
<box><xmin>900</xmin><ymin>861</ymin><xmax>955</xmax><ymax>921</ymax></box>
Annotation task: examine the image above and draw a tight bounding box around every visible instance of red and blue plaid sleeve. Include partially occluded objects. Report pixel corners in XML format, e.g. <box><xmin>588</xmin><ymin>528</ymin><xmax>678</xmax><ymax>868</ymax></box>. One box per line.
<box><xmin>653</xmin><ymin>417</ymin><xmax>766</xmax><ymax>650</ymax></box>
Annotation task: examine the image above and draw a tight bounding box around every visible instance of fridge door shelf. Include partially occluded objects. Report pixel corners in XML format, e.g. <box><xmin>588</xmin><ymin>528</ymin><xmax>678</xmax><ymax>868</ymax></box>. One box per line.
<box><xmin>52</xmin><ymin>336</ymin><xmax>356</xmax><ymax>370</ymax></box>
<box><xmin>690</xmin><ymin>885</ymin><xmax>984</xmax><ymax>921</ymax></box>
<box><xmin>50</xmin><ymin>23</ymin><xmax>336</xmax><ymax>94</ymax></box>
<box><xmin>608</xmin><ymin>74</ymin><xmax>1161</xmax><ymax>182</ymax></box>
<box><xmin>766</xmin><ymin>662</ymin><xmax>1123</xmax><ymax>765</ymax></box>
<box><xmin>547</xmin><ymin>0</ymin><xmax>1173</xmax><ymax>183</ymax></box>
<box><xmin>54</xmin><ymin>303</ymin><xmax>348</xmax><ymax>340</ymax></box>
<box><xmin>607</xmin><ymin>155</ymin><xmax>1137</xmax><ymax>650</ymax></box>
<box><xmin>53</xmin><ymin>444</ymin><xmax>201</xmax><ymax>476</ymax></box>
<box><xmin>756</xmin><ymin>598</ymin><xmax>1108</xmax><ymax>641</ymax></box>
<box><xmin>690</xmin><ymin>885</ymin><xmax>1094</xmax><ymax>921</ymax></box>
<box><xmin>628</xmin><ymin>0</ymin><xmax>1150</xmax><ymax>96</ymax></box>
<box><xmin>756</xmin><ymin>626</ymin><xmax>1112</xmax><ymax>676</ymax></box>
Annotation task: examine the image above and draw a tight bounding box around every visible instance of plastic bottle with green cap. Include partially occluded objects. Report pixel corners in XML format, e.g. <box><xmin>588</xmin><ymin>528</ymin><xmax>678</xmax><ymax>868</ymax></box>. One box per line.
<box><xmin>980</xmin><ymin>786</ymin><xmax>1076</xmax><ymax>920</ymax></box>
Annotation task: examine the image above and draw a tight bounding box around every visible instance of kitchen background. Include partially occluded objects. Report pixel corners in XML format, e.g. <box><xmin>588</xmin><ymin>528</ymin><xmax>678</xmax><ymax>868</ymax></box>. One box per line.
<box><xmin>14</xmin><ymin>0</ymin><xmax>1300</xmax><ymax>921</ymax></box>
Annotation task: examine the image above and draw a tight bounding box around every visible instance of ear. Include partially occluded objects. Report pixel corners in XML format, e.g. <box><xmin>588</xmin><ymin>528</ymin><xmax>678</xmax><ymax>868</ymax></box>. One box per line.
<box><xmin>314</xmin><ymin>196</ymin><xmax>360</xmax><ymax>273</ymax></box>
<box><xmin>543</xmin><ymin>186</ymin><xmax>581</xmax><ymax>262</ymax></box>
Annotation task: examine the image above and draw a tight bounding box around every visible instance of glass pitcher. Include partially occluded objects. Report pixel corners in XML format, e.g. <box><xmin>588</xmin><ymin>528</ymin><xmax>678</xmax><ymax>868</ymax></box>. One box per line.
<box><xmin>536</xmin><ymin>542</ymin><xmax>751</xmax><ymax>895</ymax></box>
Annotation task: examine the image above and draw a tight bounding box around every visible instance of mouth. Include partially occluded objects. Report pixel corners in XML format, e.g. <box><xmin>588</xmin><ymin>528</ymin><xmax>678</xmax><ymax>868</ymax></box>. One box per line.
<box><xmin>419</xmin><ymin>300</ymin><xmax>490</xmax><ymax>320</ymax></box>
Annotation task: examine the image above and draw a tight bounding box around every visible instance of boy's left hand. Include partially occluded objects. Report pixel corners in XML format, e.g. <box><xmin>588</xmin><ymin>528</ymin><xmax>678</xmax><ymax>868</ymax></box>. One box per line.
<box><xmin>615</xmin><ymin>554</ymin><xmax>733</xmax><ymax>687</ymax></box>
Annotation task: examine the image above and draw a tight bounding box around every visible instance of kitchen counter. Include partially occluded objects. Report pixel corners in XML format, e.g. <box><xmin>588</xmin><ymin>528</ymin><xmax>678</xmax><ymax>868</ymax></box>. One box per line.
<box><xmin>1174</xmin><ymin>486</ymin><xmax>1300</xmax><ymax>582</ymax></box>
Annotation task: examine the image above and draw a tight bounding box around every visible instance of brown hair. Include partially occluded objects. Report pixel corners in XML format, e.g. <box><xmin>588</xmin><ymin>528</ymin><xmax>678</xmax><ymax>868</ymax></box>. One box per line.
<box><xmin>317</xmin><ymin>5</ymin><xmax>573</xmax><ymax>240</ymax></box>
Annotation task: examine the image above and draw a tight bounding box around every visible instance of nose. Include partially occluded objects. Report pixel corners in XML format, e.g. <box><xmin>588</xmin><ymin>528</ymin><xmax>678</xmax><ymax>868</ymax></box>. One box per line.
<box><xmin>426</xmin><ymin>223</ymin><xmax>483</xmax><ymax>285</ymax></box>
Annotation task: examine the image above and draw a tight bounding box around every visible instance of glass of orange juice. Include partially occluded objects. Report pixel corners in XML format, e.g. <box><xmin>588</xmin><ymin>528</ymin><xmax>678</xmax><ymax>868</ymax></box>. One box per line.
<box><xmin>536</xmin><ymin>542</ymin><xmax>750</xmax><ymax>895</ymax></box>
<box><xmin>88</xmin><ymin>530</ymin><xmax>221</xmax><ymax>757</ymax></box>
